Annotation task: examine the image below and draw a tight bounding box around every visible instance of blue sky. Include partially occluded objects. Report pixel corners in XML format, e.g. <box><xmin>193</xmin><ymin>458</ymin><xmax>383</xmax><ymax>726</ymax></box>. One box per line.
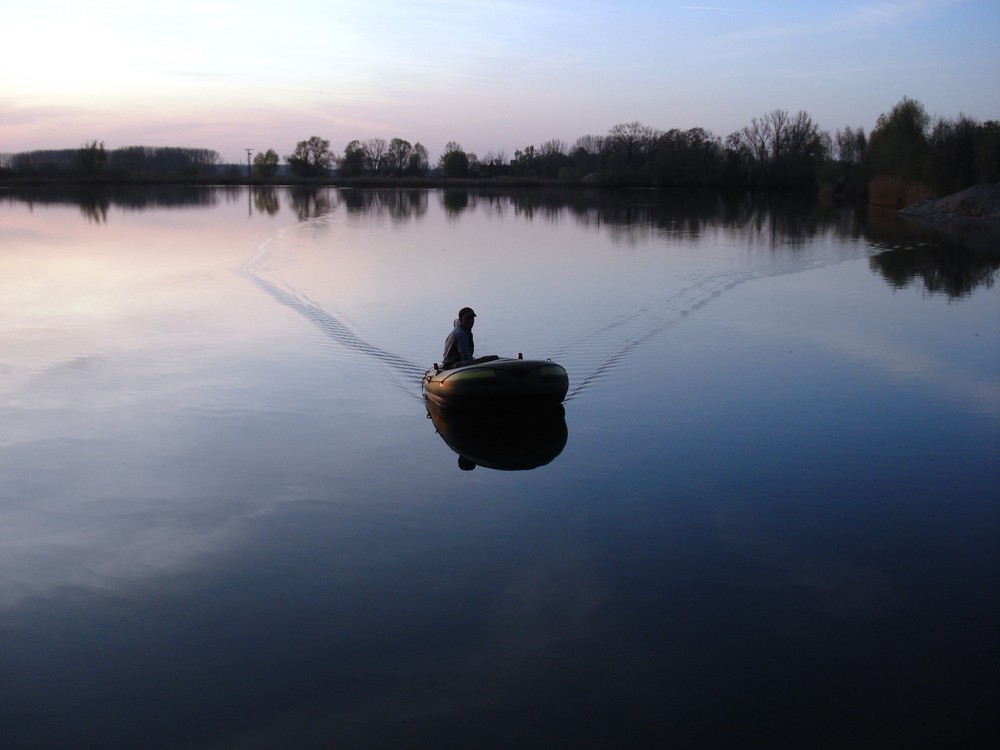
<box><xmin>2</xmin><ymin>0</ymin><xmax>998</xmax><ymax>163</ymax></box>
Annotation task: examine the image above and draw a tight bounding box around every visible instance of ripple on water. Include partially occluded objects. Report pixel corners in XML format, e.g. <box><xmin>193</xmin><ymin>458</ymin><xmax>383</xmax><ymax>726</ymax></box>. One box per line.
<box><xmin>242</xmin><ymin>208</ymin><xmax>879</xmax><ymax>406</ymax></box>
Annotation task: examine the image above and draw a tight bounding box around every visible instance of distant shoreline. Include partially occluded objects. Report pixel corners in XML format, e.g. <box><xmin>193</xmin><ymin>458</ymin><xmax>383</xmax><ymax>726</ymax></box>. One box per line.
<box><xmin>0</xmin><ymin>175</ymin><xmax>586</xmax><ymax>189</ymax></box>
<box><xmin>0</xmin><ymin>175</ymin><xmax>824</xmax><ymax>193</ymax></box>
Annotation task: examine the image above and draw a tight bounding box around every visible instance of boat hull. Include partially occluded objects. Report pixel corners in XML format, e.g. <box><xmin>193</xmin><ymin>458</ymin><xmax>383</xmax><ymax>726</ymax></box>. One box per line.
<box><xmin>422</xmin><ymin>358</ymin><xmax>568</xmax><ymax>410</ymax></box>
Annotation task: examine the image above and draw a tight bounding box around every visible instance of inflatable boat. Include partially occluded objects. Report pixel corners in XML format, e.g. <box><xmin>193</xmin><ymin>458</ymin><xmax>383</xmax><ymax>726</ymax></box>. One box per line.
<box><xmin>423</xmin><ymin>357</ymin><xmax>568</xmax><ymax>409</ymax></box>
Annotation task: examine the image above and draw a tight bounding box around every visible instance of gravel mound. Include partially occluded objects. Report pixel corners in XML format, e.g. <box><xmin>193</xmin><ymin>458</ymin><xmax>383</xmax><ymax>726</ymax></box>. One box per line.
<box><xmin>900</xmin><ymin>183</ymin><xmax>1000</xmax><ymax>221</ymax></box>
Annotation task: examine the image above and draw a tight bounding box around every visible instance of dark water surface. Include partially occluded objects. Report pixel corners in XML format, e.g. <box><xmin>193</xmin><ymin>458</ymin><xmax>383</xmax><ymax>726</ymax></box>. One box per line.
<box><xmin>1</xmin><ymin>186</ymin><xmax>997</xmax><ymax>749</ymax></box>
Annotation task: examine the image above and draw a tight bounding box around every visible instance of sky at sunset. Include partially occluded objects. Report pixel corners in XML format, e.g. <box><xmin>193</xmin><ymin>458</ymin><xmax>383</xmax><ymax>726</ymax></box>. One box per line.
<box><xmin>3</xmin><ymin>0</ymin><xmax>999</xmax><ymax>164</ymax></box>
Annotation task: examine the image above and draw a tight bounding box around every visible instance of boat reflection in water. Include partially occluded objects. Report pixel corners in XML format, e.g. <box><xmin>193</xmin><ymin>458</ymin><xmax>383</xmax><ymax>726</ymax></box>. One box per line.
<box><xmin>425</xmin><ymin>401</ymin><xmax>568</xmax><ymax>471</ymax></box>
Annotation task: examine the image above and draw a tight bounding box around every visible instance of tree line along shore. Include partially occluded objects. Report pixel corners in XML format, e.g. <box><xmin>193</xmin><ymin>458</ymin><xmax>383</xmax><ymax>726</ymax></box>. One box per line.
<box><xmin>3</xmin><ymin>98</ymin><xmax>997</xmax><ymax>209</ymax></box>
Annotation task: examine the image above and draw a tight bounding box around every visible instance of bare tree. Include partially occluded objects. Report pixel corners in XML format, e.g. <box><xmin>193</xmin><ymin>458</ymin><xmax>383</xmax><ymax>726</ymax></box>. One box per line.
<box><xmin>764</xmin><ymin>109</ymin><xmax>791</xmax><ymax>161</ymax></box>
<box><xmin>539</xmin><ymin>139</ymin><xmax>568</xmax><ymax>156</ymax></box>
<box><xmin>607</xmin><ymin>122</ymin><xmax>657</xmax><ymax>164</ymax></box>
<box><xmin>786</xmin><ymin>110</ymin><xmax>826</xmax><ymax>162</ymax></box>
<box><xmin>835</xmin><ymin>126</ymin><xmax>866</xmax><ymax>165</ymax></box>
<box><xmin>737</xmin><ymin>117</ymin><xmax>772</xmax><ymax>163</ymax></box>
<box><xmin>360</xmin><ymin>138</ymin><xmax>388</xmax><ymax>175</ymax></box>
<box><xmin>483</xmin><ymin>149</ymin><xmax>508</xmax><ymax>166</ymax></box>
<box><xmin>573</xmin><ymin>134</ymin><xmax>604</xmax><ymax>156</ymax></box>
<box><xmin>482</xmin><ymin>149</ymin><xmax>509</xmax><ymax>177</ymax></box>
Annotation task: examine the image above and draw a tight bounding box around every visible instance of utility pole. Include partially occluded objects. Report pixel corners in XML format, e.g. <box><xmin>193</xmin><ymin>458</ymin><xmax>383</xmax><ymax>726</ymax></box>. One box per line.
<box><xmin>246</xmin><ymin>148</ymin><xmax>253</xmax><ymax>177</ymax></box>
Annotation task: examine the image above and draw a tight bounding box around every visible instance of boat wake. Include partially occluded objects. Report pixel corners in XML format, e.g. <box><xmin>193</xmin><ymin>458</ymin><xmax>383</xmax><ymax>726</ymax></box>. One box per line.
<box><xmin>553</xmin><ymin>242</ymin><xmax>871</xmax><ymax>401</ymax></box>
<box><xmin>242</xmin><ymin>214</ymin><xmax>874</xmax><ymax>406</ymax></box>
<box><xmin>241</xmin><ymin>229</ymin><xmax>427</xmax><ymax>401</ymax></box>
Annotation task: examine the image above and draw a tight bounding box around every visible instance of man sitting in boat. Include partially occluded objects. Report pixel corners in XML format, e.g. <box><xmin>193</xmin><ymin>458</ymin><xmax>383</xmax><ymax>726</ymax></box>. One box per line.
<box><xmin>441</xmin><ymin>307</ymin><xmax>499</xmax><ymax>369</ymax></box>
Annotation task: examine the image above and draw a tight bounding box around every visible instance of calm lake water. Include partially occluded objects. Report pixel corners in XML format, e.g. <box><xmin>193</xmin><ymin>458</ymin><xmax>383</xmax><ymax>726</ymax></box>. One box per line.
<box><xmin>1</xmin><ymin>186</ymin><xmax>998</xmax><ymax>749</ymax></box>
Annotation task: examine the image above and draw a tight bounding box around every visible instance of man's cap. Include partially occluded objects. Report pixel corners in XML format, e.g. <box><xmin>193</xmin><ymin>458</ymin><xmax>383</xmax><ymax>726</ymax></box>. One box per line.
<box><xmin>458</xmin><ymin>307</ymin><xmax>476</xmax><ymax>318</ymax></box>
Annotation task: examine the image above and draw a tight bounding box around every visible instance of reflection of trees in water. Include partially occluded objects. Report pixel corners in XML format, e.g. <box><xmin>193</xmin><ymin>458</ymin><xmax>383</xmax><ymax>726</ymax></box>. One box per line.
<box><xmin>419</xmin><ymin>189</ymin><xmax>995</xmax><ymax>299</ymax></box>
<box><xmin>9</xmin><ymin>185</ymin><xmax>995</xmax><ymax>297</ymax></box>
<box><xmin>342</xmin><ymin>188</ymin><xmax>429</xmax><ymax>221</ymax></box>
<box><xmin>0</xmin><ymin>184</ymin><xmax>853</xmax><ymax>240</ymax></box>
<box><xmin>288</xmin><ymin>187</ymin><xmax>336</xmax><ymax>221</ymax></box>
<box><xmin>286</xmin><ymin>187</ymin><xmax>431</xmax><ymax>223</ymax></box>
<box><xmin>447</xmin><ymin>187</ymin><xmax>865</xmax><ymax>253</ymax></box>
<box><xmin>78</xmin><ymin>195</ymin><xmax>110</xmax><ymax>224</ymax></box>
<box><xmin>253</xmin><ymin>187</ymin><xmax>280</xmax><ymax>215</ymax></box>
<box><xmin>0</xmin><ymin>185</ymin><xmax>219</xmax><ymax>214</ymax></box>
<box><xmin>864</xmin><ymin>205</ymin><xmax>1000</xmax><ymax>297</ymax></box>
<box><xmin>869</xmin><ymin>245</ymin><xmax>998</xmax><ymax>298</ymax></box>
<box><xmin>441</xmin><ymin>189</ymin><xmax>469</xmax><ymax>214</ymax></box>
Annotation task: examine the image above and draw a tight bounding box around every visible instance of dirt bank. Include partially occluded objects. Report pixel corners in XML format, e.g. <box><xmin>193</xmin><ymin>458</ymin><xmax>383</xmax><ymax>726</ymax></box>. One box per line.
<box><xmin>898</xmin><ymin>183</ymin><xmax>1000</xmax><ymax>253</ymax></box>
<box><xmin>900</xmin><ymin>183</ymin><xmax>1000</xmax><ymax>222</ymax></box>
